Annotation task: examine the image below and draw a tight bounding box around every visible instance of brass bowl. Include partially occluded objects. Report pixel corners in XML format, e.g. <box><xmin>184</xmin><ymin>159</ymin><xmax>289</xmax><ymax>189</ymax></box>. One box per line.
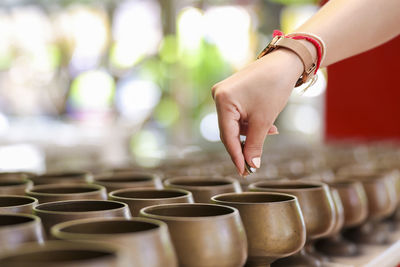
<box><xmin>0</xmin><ymin>213</ymin><xmax>44</xmax><ymax>251</ymax></box>
<box><xmin>212</xmin><ymin>192</ymin><xmax>306</xmax><ymax>266</ymax></box>
<box><xmin>0</xmin><ymin>180</ymin><xmax>33</xmax><ymax>195</ymax></box>
<box><xmin>328</xmin><ymin>188</ymin><xmax>345</xmax><ymax>236</ymax></box>
<box><xmin>33</xmin><ymin>200</ymin><xmax>131</xmax><ymax>237</ymax></box>
<box><xmin>140</xmin><ymin>203</ymin><xmax>247</xmax><ymax>267</ymax></box>
<box><xmin>0</xmin><ymin>241</ymin><xmax>126</xmax><ymax>267</ymax></box>
<box><xmin>109</xmin><ymin>188</ymin><xmax>194</xmax><ymax>216</ymax></box>
<box><xmin>26</xmin><ymin>184</ymin><xmax>107</xmax><ymax>204</ymax></box>
<box><xmin>348</xmin><ymin>173</ymin><xmax>397</xmax><ymax>221</ymax></box>
<box><xmin>94</xmin><ymin>172</ymin><xmax>163</xmax><ymax>192</ymax></box>
<box><xmin>28</xmin><ymin>171</ymin><xmax>93</xmax><ymax>185</ymax></box>
<box><xmin>0</xmin><ymin>195</ymin><xmax>38</xmax><ymax>214</ymax></box>
<box><xmin>52</xmin><ymin>217</ymin><xmax>178</xmax><ymax>267</ymax></box>
<box><xmin>249</xmin><ymin>180</ymin><xmax>336</xmax><ymax>239</ymax></box>
<box><xmin>328</xmin><ymin>180</ymin><xmax>368</xmax><ymax>228</ymax></box>
<box><xmin>163</xmin><ymin>176</ymin><xmax>242</xmax><ymax>203</ymax></box>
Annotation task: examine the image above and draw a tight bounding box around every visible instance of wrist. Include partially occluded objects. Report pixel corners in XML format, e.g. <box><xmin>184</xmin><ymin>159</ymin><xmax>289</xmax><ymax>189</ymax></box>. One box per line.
<box><xmin>258</xmin><ymin>48</ymin><xmax>304</xmax><ymax>83</ymax></box>
<box><xmin>257</xmin><ymin>32</ymin><xmax>320</xmax><ymax>87</ymax></box>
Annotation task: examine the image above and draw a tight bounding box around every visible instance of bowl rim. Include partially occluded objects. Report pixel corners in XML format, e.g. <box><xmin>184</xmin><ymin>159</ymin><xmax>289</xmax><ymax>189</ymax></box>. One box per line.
<box><xmin>33</xmin><ymin>199</ymin><xmax>129</xmax><ymax>215</ymax></box>
<box><xmin>26</xmin><ymin>183</ymin><xmax>106</xmax><ymax>197</ymax></box>
<box><xmin>326</xmin><ymin>179</ymin><xmax>363</xmax><ymax>187</ymax></box>
<box><xmin>109</xmin><ymin>188</ymin><xmax>193</xmax><ymax>201</ymax></box>
<box><xmin>163</xmin><ymin>176</ymin><xmax>240</xmax><ymax>191</ymax></box>
<box><xmin>211</xmin><ymin>191</ymin><xmax>298</xmax><ymax>205</ymax></box>
<box><xmin>0</xmin><ymin>213</ymin><xmax>41</xmax><ymax>230</ymax></box>
<box><xmin>30</xmin><ymin>171</ymin><xmax>90</xmax><ymax>179</ymax></box>
<box><xmin>93</xmin><ymin>171</ymin><xmax>161</xmax><ymax>183</ymax></box>
<box><xmin>139</xmin><ymin>203</ymin><xmax>239</xmax><ymax>221</ymax></box>
<box><xmin>51</xmin><ymin>217</ymin><xmax>166</xmax><ymax>240</ymax></box>
<box><xmin>0</xmin><ymin>195</ymin><xmax>38</xmax><ymax>208</ymax></box>
<box><xmin>248</xmin><ymin>180</ymin><xmax>328</xmax><ymax>192</ymax></box>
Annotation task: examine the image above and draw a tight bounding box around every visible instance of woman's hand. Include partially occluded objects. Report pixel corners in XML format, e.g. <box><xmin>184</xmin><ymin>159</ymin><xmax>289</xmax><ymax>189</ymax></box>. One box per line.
<box><xmin>212</xmin><ymin>49</ymin><xmax>304</xmax><ymax>175</ymax></box>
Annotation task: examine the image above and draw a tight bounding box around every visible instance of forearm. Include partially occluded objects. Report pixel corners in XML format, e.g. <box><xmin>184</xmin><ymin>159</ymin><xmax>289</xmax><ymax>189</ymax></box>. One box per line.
<box><xmin>295</xmin><ymin>0</ymin><xmax>400</xmax><ymax>67</ymax></box>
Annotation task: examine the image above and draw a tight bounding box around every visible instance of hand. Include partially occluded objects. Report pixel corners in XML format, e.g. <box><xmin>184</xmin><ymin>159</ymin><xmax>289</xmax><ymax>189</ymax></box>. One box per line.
<box><xmin>212</xmin><ymin>49</ymin><xmax>304</xmax><ymax>175</ymax></box>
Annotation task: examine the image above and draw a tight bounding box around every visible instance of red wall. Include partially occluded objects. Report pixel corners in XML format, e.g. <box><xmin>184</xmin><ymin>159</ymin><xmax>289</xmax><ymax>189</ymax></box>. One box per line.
<box><xmin>325</xmin><ymin>36</ymin><xmax>400</xmax><ymax>141</ymax></box>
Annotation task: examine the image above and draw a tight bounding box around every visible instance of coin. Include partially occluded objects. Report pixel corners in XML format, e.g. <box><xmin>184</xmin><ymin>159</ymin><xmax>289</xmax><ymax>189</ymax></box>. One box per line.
<box><xmin>241</xmin><ymin>141</ymin><xmax>256</xmax><ymax>175</ymax></box>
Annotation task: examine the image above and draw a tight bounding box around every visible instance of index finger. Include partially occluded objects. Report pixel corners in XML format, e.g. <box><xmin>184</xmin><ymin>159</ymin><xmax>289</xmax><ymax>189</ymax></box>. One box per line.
<box><xmin>216</xmin><ymin>102</ymin><xmax>245</xmax><ymax>175</ymax></box>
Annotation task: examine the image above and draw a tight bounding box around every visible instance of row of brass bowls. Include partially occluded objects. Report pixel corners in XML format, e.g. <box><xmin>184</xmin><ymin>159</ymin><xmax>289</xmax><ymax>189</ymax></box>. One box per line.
<box><xmin>0</xmin><ymin>187</ymin><xmax>306</xmax><ymax>266</ymax></box>
<box><xmin>1</xmin><ymin>166</ymin><xmax>399</xmax><ymax>266</ymax></box>
<box><xmin>0</xmin><ymin>172</ymin><xmax>342</xmax><ymax>266</ymax></box>
<box><xmin>0</xmin><ymin>171</ymin><xmax>164</xmax><ymax>196</ymax></box>
<box><xmin>48</xmin><ymin>192</ymin><xmax>305</xmax><ymax>267</ymax></box>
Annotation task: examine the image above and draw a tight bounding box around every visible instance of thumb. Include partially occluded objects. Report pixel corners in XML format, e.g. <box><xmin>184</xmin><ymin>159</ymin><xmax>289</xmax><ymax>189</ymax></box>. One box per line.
<box><xmin>243</xmin><ymin>116</ymin><xmax>273</xmax><ymax>169</ymax></box>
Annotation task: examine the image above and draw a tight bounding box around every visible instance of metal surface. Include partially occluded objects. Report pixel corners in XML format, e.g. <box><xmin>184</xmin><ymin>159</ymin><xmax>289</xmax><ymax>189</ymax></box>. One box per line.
<box><xmin>140</xmin><ymin>203</ymin><xmax>247</xmax><ymax>267</ymax></box>
<box><xmin>212</xmin><ymin>192</ymin><xmax>306</xmax><ymax>267</ymax></box>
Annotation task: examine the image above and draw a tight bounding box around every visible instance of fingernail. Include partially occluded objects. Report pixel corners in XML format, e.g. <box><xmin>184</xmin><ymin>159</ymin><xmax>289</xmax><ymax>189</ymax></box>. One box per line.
<box><xmin>268</xmin><ymin>126</ymin><xmax>279</xmax><ymax>135</ymax></box>
<box><xmin>252</xmin><ymin>157</ymin><xmax>261</xmax><ymax>168</ymax></box>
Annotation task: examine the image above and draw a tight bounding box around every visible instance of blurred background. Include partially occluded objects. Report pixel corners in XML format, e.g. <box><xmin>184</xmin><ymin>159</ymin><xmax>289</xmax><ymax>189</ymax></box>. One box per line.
<box><xmin>0</xmin><ymin>0</ymin><xmax>331</xmax><ymax>173</ymax></box>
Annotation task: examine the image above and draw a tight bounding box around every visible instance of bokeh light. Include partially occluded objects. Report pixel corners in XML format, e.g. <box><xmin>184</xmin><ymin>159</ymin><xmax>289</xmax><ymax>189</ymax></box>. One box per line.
<box><xmin>69</xmin><ymin>70</ymin><xmax>115</xmax><ymax>111</ymax></box>
<box><xmin>177</xmin><ymin>7</ymin><xmax>204</xmax><ymax>52</ymax></box>
<box><xmin>111</xmin><ymin>0</ymin><xmax>162</xmax><ymax>69</ymax></box>
<box><xmin>0</xmin><ymin>113</ymin><xmax>9</xmax><ymax>135</ymax></box>
<box><xmin>204</xmin><ymin>6</ymin><xmax>252</xmax><ymax>68</ymax></box>
<box><xmin>154</xmin><ymin>98</ymin><xmax>180</xmax><ymax>126</ymax></box>
<box><xmin>57</xmin><ymin>6</ymin><xmax>109</xmax><ymax>74</ymax></box>
<box><xmin>130</xmin><ymin>129</ymin><xmax>164</xmax><ymax>167</ymax></box>
<box><xmin>200</xmin><ymin>112</ymin><xmax>220</xmax><ymax>142</ymax></box>
<box><xmin>280</xmin><ymin>4</ymin><xmax>318</xmax><ymax>33</ymax></box>
<box><xmin>115</xmin><ymin>78</ymin><xmax>161</xmax><ymax>122</ymax></box>
<box><xmin>0</xmin><ymin>144</ymin><xmax>44</xmax><ymax>173</ymax></box>
<box><xmin>293</xmin><ymin>105</ymin><xmax>321</xmax><ymax>134</ymax></box>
